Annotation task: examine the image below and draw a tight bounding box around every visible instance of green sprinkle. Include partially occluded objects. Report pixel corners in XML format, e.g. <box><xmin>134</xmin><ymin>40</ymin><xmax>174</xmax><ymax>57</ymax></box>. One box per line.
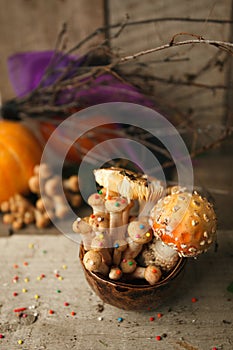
<box><xmin>57</xmin><ymin>289</ymin><xmax>61</xmax><ymax>293</ymax></box>
<box><xmin>128</xmin><ymin>261</ymin><xmax>133</xmax><ymax>266</ymax></box>
<box><xmin>42</xmin><ymin>250</ymin><xmax>47</xmax><ymax>254</ymax></box>
<box><xmin>115</xmin><ymin>202</ymin><xmax>120</xmax><ymax>207</ymax></box>
<box><xmin>98</xmin><ymin>190</ymin><xmax>103</xmax><ymax>195</ymax></box>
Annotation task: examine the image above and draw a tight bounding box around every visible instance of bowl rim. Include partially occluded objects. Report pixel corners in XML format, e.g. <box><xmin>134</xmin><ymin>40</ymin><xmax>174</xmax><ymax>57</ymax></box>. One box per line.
<box><xmin>79</xmin><ymin>244</ymin><xmax>186</xmax><ymax>290</ymax></box>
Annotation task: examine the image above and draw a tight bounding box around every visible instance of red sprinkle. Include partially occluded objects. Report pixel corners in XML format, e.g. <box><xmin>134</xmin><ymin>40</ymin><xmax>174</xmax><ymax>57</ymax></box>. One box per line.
<box><xmin>90</xmin><ymin>214</ymin><xmax>95</xmax><ymax>218</ymax></box>
<box><xmin>23</xmin><ymin>262</ymin><xmax>28</xmax><ymax>266</ymax></box>
<box><xmin>13</xmin><ymin>292</ymin><xmax>18</xmax><ymax>297</ymax></box>
<box><xmin>49</xmin><ymin>310</ymin><xmax>54</xmax><ymax>314</ymax></box>
<box><xmin>22</xmin><ymin>314</ymin><xmax>27</xmax><ymax>318</ymax></box>
<box><xmin>149</xmin><ymin>317</ymin><xmax>155</xmax><ymax>322</ymax></box>
<box><xmin>13</xmin><ymin>276</ymin><xmax>19</xmax><ymax>281</ymax></box>
<box><xmin>212</xmin><ymin>348</ymin><xmax>218</xmax><ymax>350</ymax></box>
<box><xmin>156</xmin><ymin>335</ymin><xmax>162</xmax><ymax>341</ymax></box>
<box><xmin>70</xmin><ymin>311</ymin><xmax>76</xmax><ymax>316</ymax></box>
<box><xmin>13</xmin><ymin>307</ymin><xmax>27</xmax><ymax>313</ymax></box>
<box><xmin>40</xmin><ymin>274</ymin><xmax>46</xmax><ymax>278</ymax></box>
<box><xmin>157</xmin><ymin>313</ymin><xmax>163</xmax><ymax>318</ymax></box>
<box><xmin>64</xmin><ymin>302</ymin><xmax>69</xmax><ymax>307</ymax></box>
<box><xmin>191</xmin><ymin>297</ymin><xmax>198</xmax><ymax>303</ymax></box>
<box><xmin>13</xmin><ymin>264</ymin><xmax>19</xmax><ymax>269</ymax></box>
<box><xmin>0</xmin><ymin>334</ymin><xmax>4</xmax><ymax>338</ymax></box>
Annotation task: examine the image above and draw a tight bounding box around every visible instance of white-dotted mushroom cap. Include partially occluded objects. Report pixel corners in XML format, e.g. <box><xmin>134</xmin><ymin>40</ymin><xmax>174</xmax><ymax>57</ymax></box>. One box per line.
<box><xmin>150</xmin><ymin>189</ymin><xmax>217</xmax><ymax>257</ymax></box>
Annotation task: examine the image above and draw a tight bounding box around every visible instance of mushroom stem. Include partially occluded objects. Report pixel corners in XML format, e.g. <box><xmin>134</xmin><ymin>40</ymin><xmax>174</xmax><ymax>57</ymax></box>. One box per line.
<box><xmin>83</xmin><ymin>250</ymin><xmax>109</xmax><ymax>276</ymax></box>
<box><xmin>129</xmin><ymin>265</ymin><xmax>162</xmax><ymax>285</ymax></box>
<box><xmin>105</xmin><ymin>197</ymin><xmax>128</xmax><ymax>241</ymax></box>
<box><xmin>123</xmin><ymin>240</ymin><xmax>143</xmax><ymax>259</ymax></box>
<box><xmin>88</xmin><ymin>193</ymin><xmax>105</xmax><ymax>214</ymax></box>
<box><xmin>122</xmin><ymin>200</ymin><xmax>134</xmax><ymax>225</ymax></box>
<box><xmin>113</xmin><ymin>239</ymin><xmax>128</xmax><ymax>265</ymax></box>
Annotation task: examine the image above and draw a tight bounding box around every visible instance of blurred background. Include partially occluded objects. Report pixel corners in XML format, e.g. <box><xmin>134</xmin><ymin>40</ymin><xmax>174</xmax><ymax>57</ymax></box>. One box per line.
<box><xmin>0</xmin><ymin>0</ymin><xmax>232</xmax><ymax>229</ymax></box>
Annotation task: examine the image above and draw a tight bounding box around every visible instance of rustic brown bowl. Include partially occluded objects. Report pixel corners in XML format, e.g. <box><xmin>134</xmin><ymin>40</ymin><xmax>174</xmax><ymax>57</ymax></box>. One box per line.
<box><xmin>79</xmin><ymin>245</ymin><xmax>186</xmax><ymax>311</ymax></box>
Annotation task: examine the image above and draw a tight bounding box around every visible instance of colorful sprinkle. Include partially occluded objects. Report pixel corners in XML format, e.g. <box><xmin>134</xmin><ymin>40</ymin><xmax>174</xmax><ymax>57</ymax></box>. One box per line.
<box><xmin>23</xmin><ymin>262</ymin><xmax>28</xmax><ymax>266</ymax></box>
<box><xmin>40</xmin><ymin>274</ymin><xmax>46</xmax><ymax>278</ymax></box>
<box><xmin>64</xmin><ymin>302</ymin><xmax>69</xmax><ymax>307</ymax></box>
<box><xmin>13</xmin><ymin>275</ymin><xmax>19</xmax><ymax>283</ymax></box>
<box><xmin>98</xmin><ymin>316</ymin><xmax>103</xmax><ymax>321</ymax></box>
<box><xmin>146</xmin><ymin>232</ymin><xmax>151</xmax><ymax>237</ymax></box>
<box><xmin>42</xmin><ymin>250</ymin><xmax>47</xmax><ymax>254</ymax></box>
<box><xmin>128</xmin><ymin>261</ymin><xmax>134</xmax><ymax>266</ymax></box>
<box><xmin>22</xmin><ymin>289</ymin><xmax>27</xmax><ymax>293</ymax></box>
<box><xmin>22</xmin><ymin>314</ymin><xmax>27</xmax><ymax>318</ymax></box>
<box><xmin>37</xmin><ymin>276</ymin><xmax>42</xmax><ymax>281</ymax></box>
<box><xmin>13</xmin><ymin>292</ymin><xmax>18</xmax><ymax>297</ymax></box>
<box><xmin>212</xmin><ymin>348</ymin><xmax>218</xmax><ymax>350</ymax></box>
<box><xmin>114</xmin><ymin>243</ymin><xmax>119</xmax><ymax>249</ymax></box>
<box><xmin>139</xmin><ymin>224</ymin><xmax>145</xmax><ymax>229</ymax></box>
<box><xmin>116</xmin><ymin>269</ymin><xmax>122</xmax><ymax>275</ymax></box>
<box><xmin>49</xmin><ymin>310</ymin><xmax>54</xmax><ymax>314</ymax></box>
<box><xmin>152</xmin><ymin>268</ymin><xmax>157</xmax><ymax>273</ymax></box>
<box><xmin>115</xmin><ymin>202</ymin><xmax>120</xmax><ymax>207</ymax></box>
<box><xmin>13</xmin><ymin>264</ymin><xmax>19</xmax><ymax>269</ymax></box>
<box><xmin>18</xmin><ymin>339</ymin><xmax>23</xmax><ymax>344</ymax></box>
<box><xmin>70</xmin><ymin>311</ymin><xmax>76</xmax><ymax>316</ymax></box>
<box><xmin>14</xmin><ymin>307</ymin><xmax>27</xmax><ymax>313</ymax></box>
<box><xmin>156</xmin><ymin>335</ymin><xmax>162</xmax><ymax>341</ymax></box>
<box><xmin>95</xmin><ymin>194</ymin><xmax>100</xmax><ymax>199</ymax></box>
<box><xmin>157</xmin><ymin>313</ymin><xmax>163</xmax><ymax>318</ymax></box>
<box><xmin>122</xmin><ymin>259</ymin><xmax>126</xmax><ymax>263</ymax></box>
<box><xmin>90</xmin><ymin>214</ymin><xmax>95</xmax><ymax>218</ymax></box>
<box><xmin>34</xmin><ymin>294</ymin><xmax>40</xmax><ymax>300</ymax></box>
<box><xmin>117</xmin><ymin>317</ymin><xmax>123</xmax><ymax>323</ymax></box>
<box><xmin>149</xmin><ymin>316</ymin><xmax>155</xmax><ymax>322</ymax></box>
<box><xmin>99</xmin><ymin>233</ymin><xmax>104</xmax><ymax>239</ymax></box>
<box><xmin>98</xmin><ymin>190</ymin><xmax>103</xmax><ymax>195</ymax></box>
<box><xmin>24</xmin><ymin>278</ymin><xmax>29</xmax><ymax>283</ymax></box>
<box><xmin>135</xmin><ymin>234</ymin><xmax>141</xmax><ymax>238</ymax></box>
<box><xmin>58</xmin><ymin>276</ymin><xmax>63</xmax><ymax>281</ymax></box>
<box><xmin>57</xmin><ymin>289</ymin><xmax>61</xmax><ymax>293</ymax></box>
<box><xmin>28</xmin><ymin>243</ymin><xmax>34</xmax><ymax>249</ymax></box>
<box><xmin>191</xmin><ymin>297</ymin><xmax>198</xmax><ymax>303</ymax></box>
<box><xmin>62</xmin><ymin>265</ymin><xmax>67</xmax><ymax>270</ymax></box>
<box><xmin>0</xmin><ymin>334</ymin><xmax>4</xmax><ymax>338</ymax></box>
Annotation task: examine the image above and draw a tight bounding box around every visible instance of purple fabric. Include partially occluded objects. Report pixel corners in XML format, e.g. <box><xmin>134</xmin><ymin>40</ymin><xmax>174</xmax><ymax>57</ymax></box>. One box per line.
<box><xmin>7</xmin><ymin>51</ymin><xmax>155</xmax><ymax>109</ymax></box>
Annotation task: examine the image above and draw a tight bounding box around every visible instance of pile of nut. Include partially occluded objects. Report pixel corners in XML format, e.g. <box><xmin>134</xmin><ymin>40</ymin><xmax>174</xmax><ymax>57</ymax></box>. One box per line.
<box><xmin>74</xmin><ymin>167</ymin><xmax>217</xmax><ymax>286</ymax></box>
<box><xmin>0</xmin><ymin>163</ymin><xmax>82</xmax><ymax>230</ymax></box>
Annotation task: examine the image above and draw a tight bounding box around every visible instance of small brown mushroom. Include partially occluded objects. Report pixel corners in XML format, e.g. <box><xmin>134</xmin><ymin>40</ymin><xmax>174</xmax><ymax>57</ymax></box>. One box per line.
<box><xmin>72</xmin><ymin>217</ymin><xmax>93</xmax><ymax>250</ymax></box>
<box><xmin>120</xmin><ymin>258</ymin><xmax>137</xmax><ymax>274</ymax></box>
<box><xmin>63</xmin><ymin>175</ymin><xmax>79</xmax><ymax>192</ymax></box>
<box><xmin>123</xmin><ymin>220</ymin><xmax>153</xmax><ymax>259</ymax></box>
<box><xmin>91</xmin><ymin>234</ymin><xmax>112</xmax><ymax>266</ymax></box>
<box><xmin>112</xmin><ymin>239</ymin><xmax>128</xmax><ymax>265</ymax></box>
<box><xmin>109</xmin><ymin>267</ymin><xmax>123</xmax><ymax>280</ymax></box>
<box><xmin>88</xmin><ymin>193</ymin><xmax>105</xmax><ymax>214</ymax></box>
<box><xmin>129</xmin><ymin>265</ymin><xmax>162</xmax><ymax>285</ymax></box>
<box><xmin>88</xmin><ymin>213</ymin><xmax>109</xmax><ymax>234</ymax></box>
<box><xmin>83</xmin><ymin>250</ymin><xmax>109</xmax><ymax>276</ymax></box>
<box><xmin>105</xmin><ymin>196</ymin><xmax>128</xmax><ymax>240</ymax></box>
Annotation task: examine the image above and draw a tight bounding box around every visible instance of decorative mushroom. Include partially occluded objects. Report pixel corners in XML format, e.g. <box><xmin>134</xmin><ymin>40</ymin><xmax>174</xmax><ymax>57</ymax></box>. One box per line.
<box><xmin>109</xmin><ymin>266</ymin><xmax>123</xmax><ymax>280</ymax></box>
<box><xmin>91</xmin><ymin>234</ymin><xmax>112</xmax><ymax>266</ymax></box>
<box><xmin>83</xmin><ymin>250</ymin><xmax>109</xmax><ymax>276</ymax></box>
<box><xmin>123</xmin><ymin>220</ymin><xmax>153</xmax><ymax>259</ymax></box>
<box><xmin>88</xmin><ymin>193</ymin><xmax>106</xmax><ymax>214</ymax></box>
<box><xmin>112</xmin><ymin>239</ymin><xmax>128</xmax><ymax>265</ymax></box>
<box><xmin>72</xmin><ymin>217</ymin><xmax>93</xmax><ymax>250</ymax></box>
<box><xmin>88</xmin><ymin>213</ymin><xmax>109</xmax><ymax>234</ymax></box>
<box><xmin>149</xmin><ymin>189</ymin><xmax>217</xmax><ymax>267</ymax></box>
<box><xmin>105</xmin><ymin>196</ymin><xmax>129</xmax><ymax>240</ymax></box>
<box><xmin>120</xmin><ymin>258</ymin><xmax>137</xmax><ymax>274</ymax></box>
<box><xmin>129</xmin><ymin>265</ymin><xmax>162</xmax><ymax>285</ymax></box>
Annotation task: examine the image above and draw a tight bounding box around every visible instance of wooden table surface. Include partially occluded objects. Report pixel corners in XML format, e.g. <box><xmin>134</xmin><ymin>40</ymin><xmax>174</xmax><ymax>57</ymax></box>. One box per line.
<box><xmin>0</xmin><ymin>226</ymin><xmax>232</xmax><ymax>350</ymax></box>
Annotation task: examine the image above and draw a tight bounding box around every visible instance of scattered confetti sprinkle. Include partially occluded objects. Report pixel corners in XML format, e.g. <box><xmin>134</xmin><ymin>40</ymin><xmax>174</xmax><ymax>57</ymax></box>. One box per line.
<box><xmin>0</xmin><ymin>334</ymin><xmax>4</xmax><ymax>339</ymax></box>
<box><xmin>62</xmin><ymin>265</ymin><xmax>67</xmax><ymax>270</ymax></box>
<box><xmin>70</xmin><ymin>311</ymin><xmax>76</xmax><ymax>316</ymax></box>
<box><xmin>17</xmin><ymin>339</ymin><xmax>23</xmax><ymax>344</ymax></box>
<box><xmin>117</xmin><ymin>317</ymin><xmax>123</xmax><ymax>323</ymax></box>
<box><xmin>24</xmin><ymin>278</ymin><xmax>29</xmax><ymax>283</ymax></box>
<box><xmin>149</xmin><ymin>317</ymin><xmax>155</xmax><ymax>322</ymax></box>
<box><xmin>57</xmin><ymin>289</ymin><xmax>61</xmax><ymax>293</ymax></box>
<box><xmin>156</xmin><ymin>335</ymin><xmax>162</xmax><ymax>341</ymax></box>
<box><xmin>157</xmin><ymin>313</ymin><xmax>163</xmax><ymax>318</ymax></box>
<box><xmin>42</xmin><ymin>250</ymin><xmax>47</xmax><ymax>254</ymax></box>
<box><xmin>64</xmin><ymin>302</ymin><xmax>69</xmax><ymax>306</ymax></box>
<box><xmin>22</xmin><ymin>289</ymin><xmax>27</xmax><ymax>293</ymax></box>
<box><xmin>23</xmin><ymin>262</ymin><xmax>28</xmax><ymax>266</ymax></box>
<box><xmin>13</xmin><ymin>292</ymin><xmax>18</xmax><ymax>297</ymax></box>
<box><xmin>191</xmin><ymin>297</ymin><xmax>198</xmax><ymax>303</ymax></box>
<box><xmin>13</xmin><ymin>264</ymin><xmax>19</xmax><ymax>269</ymax></box>
<box><xmin>28</xmin><ymin>243</ymin><xmax>34</xmax><ymax>249</ymax></box>
<box><xmin>14</xmin><ymin>307</ymin><xmax>27</xmax><ymax>313</ymax></box>
<box><xmin>36</xmin><ymin>276</ymin><xmax>42</xmax><ymax>281</ymax></box>
<box><xmin>40</xmin><ymin>274</ymin><xmax>46</xmax><ymax>279</ymax></box>
<box><xmin>22</xmin><ymin>314</ymin><xmax>27</xmax><ymax>318</ymax></box>
<box><xmin>212</xmin><ymin>347</ymin><xmax>218</xmax><ymax>350</ymax></box>
<box><xmin>34</xmin><ymin>294</ymin><xmax>40</xmax><ymax>300</ymax></box>
<box><xmin>98</xmin><ymin>316</ymin><xmax>103</xmax><ymax>321</ymax></box>
<box><xmin>49</xmin><ymin>310</ymin><xmax>54</xmax><ymax>314</ymax></box>
<box><xmin>58</xmin><ymin>276</ymin><xmax>63</xmax><ymax>281</ymax></box>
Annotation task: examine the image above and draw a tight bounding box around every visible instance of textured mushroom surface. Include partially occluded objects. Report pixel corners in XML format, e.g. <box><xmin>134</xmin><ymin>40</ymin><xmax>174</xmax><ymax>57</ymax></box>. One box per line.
<box><xmin>150</xmin><ymin>189</ymin><xmax>217</xmax><ymax>257</ymax></box>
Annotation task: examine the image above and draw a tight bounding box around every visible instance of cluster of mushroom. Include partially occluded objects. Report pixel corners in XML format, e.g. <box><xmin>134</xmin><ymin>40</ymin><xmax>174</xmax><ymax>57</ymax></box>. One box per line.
<box><xmin>74</xmin><ymin>167</ymin><xmax>217</xmax><ymax>286</ymax></box>
<box><xmin>1</xmin><ymin>163</ymin><xmax>82</xmax><ymax>230</ymax></box>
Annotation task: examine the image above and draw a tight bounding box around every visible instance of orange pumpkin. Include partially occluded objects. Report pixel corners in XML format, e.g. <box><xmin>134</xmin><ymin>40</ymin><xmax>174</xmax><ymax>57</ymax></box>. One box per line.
<box><xmin>0</xmin><ymin>120</ymin><xmax>42</xmax><ymax>204</ymax></box>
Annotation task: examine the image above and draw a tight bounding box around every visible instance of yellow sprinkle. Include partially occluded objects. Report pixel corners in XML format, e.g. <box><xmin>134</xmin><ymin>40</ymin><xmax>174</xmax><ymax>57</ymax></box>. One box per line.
<box><xmin>37</xmin><ymin>276</ymin><xmax>42</xmax><ymax>281</ymax></box>
<box><xmin>22</xmin><ymin>288</ymin><xmax>27</xmax><ymax>293</ymax></box>
<box><xmin>34</xmin><ymin>294</ymin><xmax>40</xmax><ymax>300</ymax></box>
<box><xmin>99</xmin><ymin>234</ymin><xmax>104</xmax><ymax>239</ymax></box>
<box><xmin>146</xmin><ymin>232</ymin><xmax>151</xmax><ymax>237</ymax></box>
<box><xmin>24</xmin><ymin>278</ymin><xmax>29</xmax><ymax>283</ymax></box>
<box><xmin>18</xmin><ymin>339</ymin><xmax>23</xmax><ymax>344</ymax></box>
<box><xmin>58</xmin><ymin>276</ymin><xmax>63</xmax><ymax>281</ymax></box>
<box><xmin>28</xmin><ymin>243</ymin><xmax>34</xmax><ymax>249</ymax></box>
<box><xmin>62</xmin><ymin>264</ymin><xmax>67</xmax><ymax>270</ymax></box>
